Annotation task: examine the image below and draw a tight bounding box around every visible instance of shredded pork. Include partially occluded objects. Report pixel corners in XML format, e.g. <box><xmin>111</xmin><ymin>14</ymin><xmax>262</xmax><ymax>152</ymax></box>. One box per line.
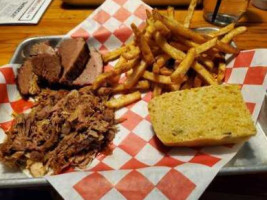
<box><xmin>0</xmin><ymin>87</ymin><xmax>116</xmax><ymax>176</ymax></box>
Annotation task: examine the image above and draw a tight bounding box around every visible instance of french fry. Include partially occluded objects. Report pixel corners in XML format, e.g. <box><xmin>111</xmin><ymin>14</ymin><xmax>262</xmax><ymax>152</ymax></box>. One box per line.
<box><xmin>167</xmin><ymin>83</ymin><xmax>181</xmax><ymax>91</ymax></box>
<box><xmin>153</xmin><ymin>9</ymin><xmax>206</xmax><ymax>43</ymax></box>
<box><xmin>170</xmin><ymin>42</ymin><xmax>190</xmax><ymax>51</ymax></box>
<box><xmin>160</xmin><ymin>67</ymin><xmax>173</xmax><ymax>76</ymax></box>
<box><xmin>153</xmin><ymin>54</ymin><xmax>170</xmax><ymax>74</ymax></box>
<box><xmin>122</xmin><ymin>46</ymin><xmax>140</xmax><ymax>60</ymax></box>
<box><xmin>135</xmin><ymin>80</ymin><xmax>150</xmax><ymax>90</ymax></box>
<box><xmin>102</xmin><ymin>46</ymin><xmax>127</xmax><ymax>63</ymax></box>
<box><xmin>167</xmin><ymin>6</ymin><xmax>175</xmax><ymax>19</ymax></box>
<box><xmin>106</xmin><ymin>91</ymin><xmax>141</xmax><ymax>109</ymax></box>
<box><xmin>155</xmin><ymin>32</ymin><xmax>217</xmax><ymax>85</ymax></box>
<box><xmin>199</xmin><ymin>56</ymin><xmax>214</xmax><ymax>71</ymax></box>
<box><xmin>146</xmin><ymin>9</ymin><xmax>152</xmax><ymax>19</ymax></box>
<box><xmin>184</xmin><ymin>0</ymin><xmax>197</xmax><ymax>28</ymax></box>
<box><xmin>154</xmin><ymin>32</ymin><xmax>184</xmax><ymax>61</ymax></box>
<box><xmin>195</xmin><ymin>38</ymin><xmax>217</xmax><ymax>55</ymax></box>
<box><xmin>217</xmin><ymin>61</ymin><xmax>226</xmax><ymax>84</ymax></box>
<box><xmin>131</xmin><ymin>23</ymin><xmax>154</xmax><ymax>65</ymax></box>
<box><xmin>107</xmin><ymin>74</ymin><xmax>120</xmax><ymax>86</ymax></box>
<box><xmin>221</xmin><ymin>26</ymin><xmax>247</xmax><ymax>44</ymax></box>
<box><xmin>112</xmin><ymin>84</ymin><xmax>126</xmax><ymax>93</ymax></box>
<box><xmin>124</xmin><ymin>60</ymin><xmax>147</xmax><ymax>89</ymax></box>
<box><xmin>143</xmin><ymin>71</ymin><xmax>172</xmax><ymax>84</ymax></box>
<box><xmin>181</xmin><ymin>80</ymin><xmax>193</xmax><ymax>90</ymax></box>
<box><xmin>171</xmin><ymin>48</ymin><xmax>196</xmax><ymax>83</ymax></box>
<box><xmin>192</xmin><ymin>62</ymin><xmax>217</xmax><ymax>85</ymax></box>
<box><xmin>208</xmin><ymin>23</ymin><xmax>235</xmax><ymax>38</ymax></box>
<box><xmin>215</xmin><ymin>40</ymin><xmax>239</xmax><ymax>54</ymax></box>
<box><xmin>93</xmin><ymin>57</ymin><xmax>137</xmax><ymax>90</ymax></box>
<box><xmin>114</xmin><ymin>57</ymin><xmax>139</xmax><ymax>75</ymax></box>
<box><xmin>112</xmin><ymin>80</ymin><xmax>150</xmax><ymax>93</ymax></box>
<box><xmin>154</xmin><ymin>20</ymin><xmax>170</xmax><ymax>36</ymax></box>
<box><xmin>154</xmin><ymin>10</ymin><xmax>240</xmax><ymax>54</ymax></box>
<box><xmin>152</xmin><ymin>83</ymin><xmax>163</xmax><ymax>97</ymax></box>
<box><xmin>175</xmin><ymin>36</ymin><xmax>198</xmax><ymax>48</ymax></box>
<box><xmin>126</xmin><ymin>69</ymin><xmax>133</xmax><ymax>77</ymax></box>
<box><xmin>193</xmin><ymin>75</ymin><xmax>202</xmax><ymax>87</ymax></box>
<box><xmin>93</xmin><ymin>71</ymin><xmax>115</xmax><ymax>90</ymax></box>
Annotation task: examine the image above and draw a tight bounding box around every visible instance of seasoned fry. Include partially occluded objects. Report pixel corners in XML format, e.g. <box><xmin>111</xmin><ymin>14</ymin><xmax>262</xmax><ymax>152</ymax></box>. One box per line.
<box><xmin>126</xmin><ymin>69</ymin><xmax>133</xmax><ymax>77</ymax></box>
<box><xmin>124</xmin><ymin>60</ymin><xmax>147</xmax><ymax>89</ymax></box>
<box><xmin>106</xmin><ymin>91</ymin><xmax>141</xmax><ymax>109</ymax></box>
<box><xmin>171</xmin><ymin>48</ymin><xmax>196</xmax><ymax>83</ymax></box>
<box><xmin>170</xmin><ymin>42</ymin><xmax>190</xmax><ymax>51</ymax></box>
<box><xmin>167</xmin><ymin>6</ymin><xmax>175</xmax><ymax>19</ymax></box>
<box><xmin>93</xmin><ymin>57</ymin><xmax>138</xmax><ymax>90</ymax></box>
<box><xmin>181</xmin><ymin>77</ymin><xmax>194</xmax><ymax>90</ymax></box>
<box><xmin>107</xmin><ymin>74</ymin><xmax>120</xmax><ymax>86</ymax></box>
<box><xmin>195</xmin><ymin>38</ymin><xmax>217</xmax><ymax>55</ymax></box>
<box><xmin>175</xmin><ymin>37</ymin><xmax>198</xmax><ymax>48</ymax></box>
<box><xmin>93</xmin><ymin>6</ymin><xmax>246</xmax><ymax>110</ymax></box>
<box><xmin>208</xmin><ymin>23</ymin><xmax>235</xmax><ymax>38</ymax></box>
<box><xmin>154</xmin><ymin>20</ymin><xmax>170</xmax><ymax>36</ymax></box>
<box><xmin>153</xmin><ymin>9</ymin><xmax>206</xmax><ymax>43</ymax></box>
<box><xmin>221</xmin><ymin>26</ymin><xmax>247</xmax><ymax>43</ymax></box>
<box><xmin>114</xmin><ymin>57</ymin><xmax>139</xmax><ymax>75</ymax></box>
<box><xmin>199</xmin><ymin>56</ymin><xmax>214</xmax><ymax>71</ymax></box>
<box><xmin>154</xmin><ymin>10</ymin><xmax>240</xmax><ymax>53</ymax></box>
<box><xmin>193</xmin><ymin>75</ymin><xmax>202</xmax><ymax>87</ymax></box>
<box><xmin>112</xmin><ymin>80</ymin><xmax>150</xmax><ymax>93</ymax></box>
<box><xmin>217</xmin><ymin>62</ymin><xmax>226</xmax><ymax>84</ymax></box>
<box><xmin>153</xmin><ymin>83</ymin><xmax>163</xmax><ymax>97</ymax></box>
<box><xmin>131</xmin><ymin>23</ymin><xmax>154</xmax><ymax>65</ymax></box>
<box><xmin>153</xmin><ymin>54</ymin><xmax>170</xmax><ymax>73</ymax></box>
<box><xmin>143</xmin><ymin>71</ymin><xmax>172</xmax><ymax>84</ymax></box>
<box><xmin>135</xmin><ymin>80</ymin><xmax>150</xmax><ymax>90</ymax></box>
<box><xmin>192</xmin><ymin>62</ymin><xmax>217</xmax><ymax>85</ymax></box>
<box><xmin>122</xmin><ymin>46</ymin><xmax>140</xmax><ymax>60</ymax></box>
<box><xmin>160</xmin><ymin>67</ymin><xmax>173</xmax><ymax>76</ymax></box>
<box><xmin>93</xmin><ymin>71</ymin><xmax>114</xmax><ymax>90</ymax></box>
<box><xmin>215</xmin><ymin>40</ymin><xmax>239</xmax><ymax>54</ymax></box>
<box><xmin>167</xmin><ymin>83</ymin><xmax>181</xmax><ymax>91</ymax></box>
<box><xmin>155</xmin><ymin>32</ymin><xmax>184</xmax><ymax>61</ymax></box>
<box><xmin>102</xmin><ymin>46</ymin><xmax>127</xmax><ymax>63</ymax></box>
<box><xmin>184</xmin><ymin>0</ymin><xmax>197</xmax><ymax>28</ymax></box>
<box><xmin>156</xmin><ymin>32</ymin><xmax>217</xmax><ymax>85</ymax></box>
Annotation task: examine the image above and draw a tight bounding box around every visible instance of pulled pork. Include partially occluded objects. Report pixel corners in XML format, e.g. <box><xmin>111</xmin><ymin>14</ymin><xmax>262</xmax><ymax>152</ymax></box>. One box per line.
<box><xmin>0</xmin><ymin>87</ymin><xmax>116</xmax><ymax>176</ymax></box>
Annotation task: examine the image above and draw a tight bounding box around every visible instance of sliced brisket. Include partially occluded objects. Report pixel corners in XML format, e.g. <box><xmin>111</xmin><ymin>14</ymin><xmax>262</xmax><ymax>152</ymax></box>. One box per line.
<box><xmin>29</xmin><ymin>41</ymin><xmax>55</xmax><ymax>56</ymax></box>
<box><xmin>73</xmin><ymin>47</ymin><xmax>103</xmax><ymax>86</ymax></box>
<box><xmin>31</xmin><ymin>54</ymin><xmax>62</xmax><ymax>84</ymax></box>
<box><xmin>58</xmin><ymin>38</ymin><xmax>90</xmax><ymax>84</ymax></box>
<box><xmin>17</xmin><ymin>60</ymin><xmax>40</xmax><ymax>97</ymax></box>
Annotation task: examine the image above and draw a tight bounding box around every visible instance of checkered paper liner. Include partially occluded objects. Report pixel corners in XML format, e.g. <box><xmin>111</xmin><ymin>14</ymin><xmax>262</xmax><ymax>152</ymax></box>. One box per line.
<box><xmin>0</xmin><ymin>0</ymin><xmax>267</xmax><ymax>199</ymax></box>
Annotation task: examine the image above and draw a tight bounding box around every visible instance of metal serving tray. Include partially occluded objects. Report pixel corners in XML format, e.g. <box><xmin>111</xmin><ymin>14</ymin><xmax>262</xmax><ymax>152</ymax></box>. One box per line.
<box><xmin>1</xmin><ymin>33</ymin><xmax>266</xmax><ymax>188</ymax></box>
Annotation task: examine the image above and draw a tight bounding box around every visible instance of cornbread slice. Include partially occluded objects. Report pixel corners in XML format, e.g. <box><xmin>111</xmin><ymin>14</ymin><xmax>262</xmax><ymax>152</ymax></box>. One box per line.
<box><xmin>148</xmin><ymin>84</ymin><xmax>256</xmax><ymax>147</ymax></box>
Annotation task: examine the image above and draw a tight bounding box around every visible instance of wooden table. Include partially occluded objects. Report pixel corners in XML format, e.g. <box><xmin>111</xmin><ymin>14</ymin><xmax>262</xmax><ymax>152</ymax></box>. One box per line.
<box><xmin>1</xmin><ymin>0</ymin><xmax>267</xmax><ymax>199</ymax></box>
<box><xmin>1</xmin><ymin>0</ymin><xmax>267</xmax><ymax>66</ymax></box>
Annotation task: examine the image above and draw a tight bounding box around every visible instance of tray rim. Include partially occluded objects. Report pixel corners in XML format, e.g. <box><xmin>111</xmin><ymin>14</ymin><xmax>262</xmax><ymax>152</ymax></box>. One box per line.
<box><xmin>4</xmin><ymin>34</ymin><xmax>267</xmax><ymax>188</ymax></box>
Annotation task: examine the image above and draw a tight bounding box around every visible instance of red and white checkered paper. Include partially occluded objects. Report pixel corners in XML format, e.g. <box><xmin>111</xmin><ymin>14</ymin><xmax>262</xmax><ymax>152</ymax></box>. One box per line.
<box><xmin>0</xmin><ymin>0</ymin><xmax>267</xmax><ymax>199</ymax></box>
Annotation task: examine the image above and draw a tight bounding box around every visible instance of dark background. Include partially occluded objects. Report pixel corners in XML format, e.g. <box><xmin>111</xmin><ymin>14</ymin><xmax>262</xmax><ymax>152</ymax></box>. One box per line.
<box><xmin>1</xmin><ymin>174</ymin><xmax>267</xmax><ymax>200</ymax></box>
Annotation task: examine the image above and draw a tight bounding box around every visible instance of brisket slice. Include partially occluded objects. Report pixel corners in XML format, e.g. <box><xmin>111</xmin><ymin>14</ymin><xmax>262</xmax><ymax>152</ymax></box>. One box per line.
<box><xmin>17</xmin><ymin>60</ymin><xmax>40</xmax><ymax>97</ymax></box>
<box><xmin>29</xmin><ymin>41</ymin><xmax>55</xmax><ymax>56</ymax></box>
<box><xmin>58</xmin><ymin>38</ymin><xmax>90</xmax><ymax>85</ymax></box>
<box><xmin>73</xmin><ymin>47</ymin><xmax>103</xmax><ymax>86</ymax></box>
<box><xmin>31</xmin><ymin>54</ymin><xmax>62</xmax><ymax>84</ymax></box>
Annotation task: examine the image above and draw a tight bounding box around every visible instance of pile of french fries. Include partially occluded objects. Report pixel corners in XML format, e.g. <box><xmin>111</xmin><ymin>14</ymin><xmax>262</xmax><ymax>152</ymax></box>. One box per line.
<box><xmin>93</xmin><ymin>0</ymin><xmax>247</xmax><ymax>110</ymax></box>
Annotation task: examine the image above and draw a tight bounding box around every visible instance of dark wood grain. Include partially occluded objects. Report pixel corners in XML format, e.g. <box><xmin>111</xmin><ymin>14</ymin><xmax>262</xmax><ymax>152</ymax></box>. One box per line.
<box><xmin>1</xmin><ymin>1</ymin><xmax>267</xmax><ymax>65</ymax></box>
